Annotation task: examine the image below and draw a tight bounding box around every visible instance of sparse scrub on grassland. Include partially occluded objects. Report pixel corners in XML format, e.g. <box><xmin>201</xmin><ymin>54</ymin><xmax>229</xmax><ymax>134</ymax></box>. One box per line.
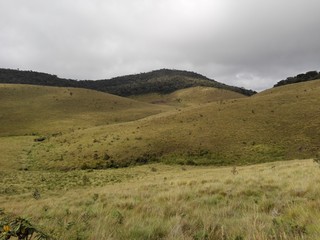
<box><xmin>1</xmin><ymin>160</ymin><xmax>320</xmax><ymax>239</ymax></box>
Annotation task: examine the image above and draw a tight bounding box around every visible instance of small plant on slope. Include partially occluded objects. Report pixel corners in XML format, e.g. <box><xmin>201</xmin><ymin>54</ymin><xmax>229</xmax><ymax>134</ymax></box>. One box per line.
<box><xmin>0</xmin><ymin>210</ymin><xmax>52</xmax><ymax>240</ymax></box>
<box><xmin>314</xmin><ymin>152</ymin><xmax>320</xmax><ymax>166</ymax></box>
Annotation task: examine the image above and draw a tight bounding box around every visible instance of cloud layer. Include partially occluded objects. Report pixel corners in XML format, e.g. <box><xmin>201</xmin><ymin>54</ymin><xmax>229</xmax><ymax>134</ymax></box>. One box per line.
<box><xmin>1</xmin><ymin>0</ymin><xmax>320</xmax><ymax>91</ymax></box>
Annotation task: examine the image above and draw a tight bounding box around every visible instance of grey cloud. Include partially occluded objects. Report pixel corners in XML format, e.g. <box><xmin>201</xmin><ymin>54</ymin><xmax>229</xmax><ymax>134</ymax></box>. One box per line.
<box><xmin>0</xmin><ymin>0</ymin><xmax>319</xmax><ymax>91</ymax></box>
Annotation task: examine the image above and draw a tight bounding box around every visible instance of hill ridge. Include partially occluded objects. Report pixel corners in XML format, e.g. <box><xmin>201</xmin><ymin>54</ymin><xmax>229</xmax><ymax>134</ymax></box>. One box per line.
<box><xmin>0</xmin><ymin>68</ymin><xmax>256</xmax><ymax>96</ymax></box>
<box><xmin>274</xmin><ymin>70</ymin><xmax>320</xmax><ymax>87</ymax></box>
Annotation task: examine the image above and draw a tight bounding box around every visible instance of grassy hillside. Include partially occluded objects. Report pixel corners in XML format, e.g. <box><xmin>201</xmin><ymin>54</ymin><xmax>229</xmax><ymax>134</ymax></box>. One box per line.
<box><xmin>1</xmin><ymin>160</ymin><xmax>320</xmax><ymax>239</ymax></box>
<box><xmin>0</xmin><ymin>84</ymin><xmax>172</xmax><ymax>136</ymax></box>
<box><xmin>26</xmin><ymin>79</ymin><xmax>320</xmax><ymax>170</ymax></box>
<box><xmin>130</xmin><ymin>86</ymin><xmax>246</xmax><ymax>107</ymax></box>
<box><xmin>0</xmin><ymin>68</ymin><xmax>256</xmax><ymax>96</ymax></box>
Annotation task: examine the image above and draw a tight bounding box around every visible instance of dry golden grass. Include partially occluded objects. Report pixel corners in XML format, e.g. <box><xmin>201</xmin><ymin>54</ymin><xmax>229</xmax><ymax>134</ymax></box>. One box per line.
<box><xmin>1</xmin><ymin>159</ymin><xmax>320</xmax><ymax>239</ymax></box>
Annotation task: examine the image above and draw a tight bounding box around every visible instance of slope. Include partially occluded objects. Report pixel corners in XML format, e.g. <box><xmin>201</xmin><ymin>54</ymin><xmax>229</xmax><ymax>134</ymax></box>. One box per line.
<box><xmin>27</xmin><ymin>79</ymin><xmax>320</xmax><ymax>170</ymax></box>
<box><xmin>0</xmin><ymin>84</ymin><xmax>172</xmax><ymax>137</ymax></box>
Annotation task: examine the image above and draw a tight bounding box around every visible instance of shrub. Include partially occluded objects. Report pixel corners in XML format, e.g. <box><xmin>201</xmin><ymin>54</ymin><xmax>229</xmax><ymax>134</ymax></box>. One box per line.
<box><xmin>103</xmin><ymin>153</ymin><xmax>110</xmax><ymax>161</ymax></box>
<box><xmin>0</xmin><ymin>210</ymin><xmax>51</xmax><ymax>239</ymax></box>
<box><xmin>33</xmin><ymin>189</ymin><xmax>41</xmax><ymax>200</ymax></box>
<box><xmin>34</xmin><ymin>136</ymin><xmax>46</xmax><ymax>142</ymax></box>
<box><xmin>314</xmin><ymin>152</ymin><xmax>320</xmax><ymax>165</ymax></box>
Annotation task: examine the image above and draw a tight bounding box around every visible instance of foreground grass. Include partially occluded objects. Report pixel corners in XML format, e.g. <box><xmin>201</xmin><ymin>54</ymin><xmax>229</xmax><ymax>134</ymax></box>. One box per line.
<box><xmin>1</xmin><ymin>159</ymin><xmax>320</xmax><ymax>239</ymax></box>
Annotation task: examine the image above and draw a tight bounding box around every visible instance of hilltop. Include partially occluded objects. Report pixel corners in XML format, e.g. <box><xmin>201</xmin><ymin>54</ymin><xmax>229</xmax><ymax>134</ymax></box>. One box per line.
<box><xmin>89</xmin><ymin>69</ymin><xmax>256</xmax><ymax>96</ymax></box>
<box><xmin>0</xmin><ymin>68</ymin><xmax>256</xmax><ymax>96</ymax></box>
<box><xmin>274</xmin><ymin>70</ymin><xmax>320</xmax><ymax>87</ymax></box>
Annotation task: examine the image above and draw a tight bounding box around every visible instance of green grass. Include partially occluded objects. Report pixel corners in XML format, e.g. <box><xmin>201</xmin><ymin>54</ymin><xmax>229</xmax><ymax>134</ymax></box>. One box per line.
<box><xmin>1</xmin><ymin>160</ymin><xmax>320</xmax><ymax>239</ymax></box>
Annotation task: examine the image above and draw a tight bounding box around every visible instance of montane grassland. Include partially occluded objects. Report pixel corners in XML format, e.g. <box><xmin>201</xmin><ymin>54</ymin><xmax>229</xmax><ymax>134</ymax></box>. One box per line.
<box><xmin>1</xmin><ymin>77</ymin><xmax>320</xmax><ymax>239</ymax></box>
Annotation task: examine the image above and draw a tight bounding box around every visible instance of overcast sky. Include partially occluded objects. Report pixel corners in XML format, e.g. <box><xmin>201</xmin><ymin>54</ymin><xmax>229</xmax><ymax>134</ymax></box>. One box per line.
<box><xmin>1</xmin><ymin>0</ymin><xmax>319</xmax><ymax>91</ymax></box>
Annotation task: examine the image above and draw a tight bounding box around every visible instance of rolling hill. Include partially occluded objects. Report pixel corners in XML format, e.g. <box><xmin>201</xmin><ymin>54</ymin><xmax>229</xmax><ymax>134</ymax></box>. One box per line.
<box><xmin>17</xmin><ymin>79</ymin><xmax>320</xmax><ymax>170</ymax></box>
<box><xmin>0</xmin><ymin>84</ymin><xmax>172</xmax><ymax>137</ymax></box>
